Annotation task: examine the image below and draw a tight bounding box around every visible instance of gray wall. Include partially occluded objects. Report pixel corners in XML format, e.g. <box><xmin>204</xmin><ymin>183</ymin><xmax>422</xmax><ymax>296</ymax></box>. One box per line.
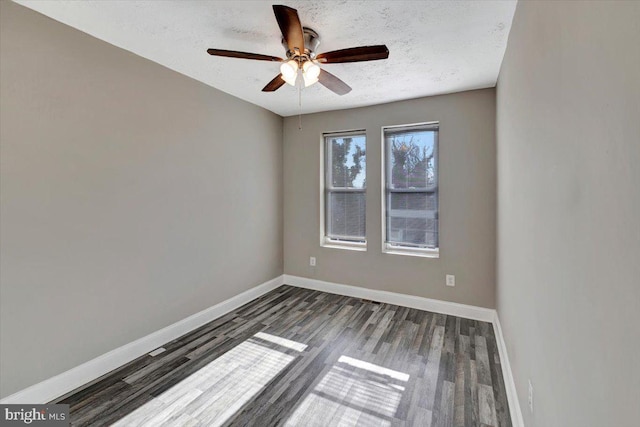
<box><xmin>0</xmin><ymin>1</ymin><xmax>283</xmax><ymax>398</ymax></box>
<box><xmin>496</xmin><ymin>1</ymin><xmax>640</xmax><ymax>426</ymax></box>
<box><xmin>284</xmin><ymin>89</ymin><xmax>497</xmax><ymax>308</ymax></box>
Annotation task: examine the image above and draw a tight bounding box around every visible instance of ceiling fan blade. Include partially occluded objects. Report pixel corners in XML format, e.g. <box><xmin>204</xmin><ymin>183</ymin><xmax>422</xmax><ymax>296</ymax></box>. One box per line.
<box><xmin>207</xmin><ymin>49</ymin><xmax>283</xmax><ymax>62</ymax></box>
<box><xmin>318</xmin><ymin>69</ymin><xmax>352</xmax><ymax>96</ymax></box>
<box><xmin>262</xmin><ymin>74</ymin><xmax>286</xmax><ymax>92</ymax></box>
<box><xmin>316</xmin><ymin>45</ymin><xmax>389</xmax><ymax>63</ymax></box>
<box><xmin>273</xmin><ymin>5</ymin><xmax>305</xmax><ymax>54</ymax></box>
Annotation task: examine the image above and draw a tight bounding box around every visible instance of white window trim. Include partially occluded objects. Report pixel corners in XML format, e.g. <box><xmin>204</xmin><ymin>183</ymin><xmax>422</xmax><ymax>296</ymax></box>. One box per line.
<box><xmin>380</xmin><ymin>122</ymin><xmax>440</xmax><ymax>258</ymax></box>
<box><xmin>383</xmin><ymin>244</ymin><xmax>440</xmax><ymax>258</ymax></box>
<box><xmin>322</xmin><ymin>237</ymin><xmax>367</xmax><ymax>251</ymax></box>
<box><xmin>320</xmin><ymin>129</ymin><xmax>367</xmax><ymax>251</ymax></box>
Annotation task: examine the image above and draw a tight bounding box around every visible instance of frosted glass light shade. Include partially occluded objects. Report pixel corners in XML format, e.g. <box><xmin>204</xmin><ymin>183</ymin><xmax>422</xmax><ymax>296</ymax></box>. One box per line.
<box><xmin>280</xmin><ymin>60</ymin><xmax>298</xmax><ymax>86</ymax></box>
<box><xmin>303</xmin><ymin>73</ymin><xmax>318</xmax><ymax>87</ymax></box>
<box><xmin>302</xmin><ymin>61</ymin><xmax>321</xmax><ymax>87</ymax></box>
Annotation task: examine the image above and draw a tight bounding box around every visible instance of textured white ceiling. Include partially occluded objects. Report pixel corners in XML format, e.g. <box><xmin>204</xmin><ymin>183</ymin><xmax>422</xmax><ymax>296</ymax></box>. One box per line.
<box><xmin>15</xmin><ymin>0</ymin><xmax>517</xmax><ymax>117</ymax></box>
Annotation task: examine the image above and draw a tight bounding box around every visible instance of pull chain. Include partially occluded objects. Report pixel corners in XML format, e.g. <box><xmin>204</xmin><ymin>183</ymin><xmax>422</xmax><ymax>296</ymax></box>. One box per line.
<box><xmin>298</xmin><ymin>71</ymin><xmax>303</xmax><ymax>130</ymax></box>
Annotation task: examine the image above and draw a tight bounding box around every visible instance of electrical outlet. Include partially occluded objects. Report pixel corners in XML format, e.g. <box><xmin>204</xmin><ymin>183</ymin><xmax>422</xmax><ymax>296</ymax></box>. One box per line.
<box><xmin>446</xmin><ymin>274</ymin><xmax>455</xmax><ymax>287</ymax></box>
<box><xmin>309</xmin><ymin>257</ymin><xmax>316</xmax><ymax>267</ymax></box>
<box><xmin>528</xmin><ymin>379</ymin><xmax>534</xmax><ymax>413</ymax></box>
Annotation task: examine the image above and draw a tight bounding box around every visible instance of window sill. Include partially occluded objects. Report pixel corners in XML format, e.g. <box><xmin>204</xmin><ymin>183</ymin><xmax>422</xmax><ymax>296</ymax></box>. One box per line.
<box><xmin>322</xmin><ymin>238</ymin><xmax>367</xmax><ymax>252</ymax></box>
<box><xmin>383</xmin><ymin>245</ymin><xmax>439</xmax><ymax>258</ymax></box>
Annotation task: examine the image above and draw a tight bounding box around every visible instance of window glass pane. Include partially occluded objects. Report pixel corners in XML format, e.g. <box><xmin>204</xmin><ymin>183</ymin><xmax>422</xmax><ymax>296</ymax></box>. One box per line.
<box><xmin>327</xmin><ymin>192</ymin><xmax>366</xmax><ymax>241</ymax></box>
<box><xmin>329</xmin><ymin>136</ymin><xmax>366</xmax><ymax>189</ymax></box>
<box><xmin>384</xmin><ymin>125</ymin><xmax>438</xmax><ymax>251</ymax></box>
<box><xmin>388</xmin><ymin>130</ymin><xmax>436</xmax><ymax>190</ymax></box>
<box><xmin>324</xmin><ymin>132</ymin><xmax>367</xmax><ymax>245</ymax></box>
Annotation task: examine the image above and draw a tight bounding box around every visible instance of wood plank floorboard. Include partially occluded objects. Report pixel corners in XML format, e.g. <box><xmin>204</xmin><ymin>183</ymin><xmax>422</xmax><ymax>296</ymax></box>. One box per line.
<box><xmin>52</xmin><ymin>286</ymin><xmax>512</xmax><ymax>426</ymax></box>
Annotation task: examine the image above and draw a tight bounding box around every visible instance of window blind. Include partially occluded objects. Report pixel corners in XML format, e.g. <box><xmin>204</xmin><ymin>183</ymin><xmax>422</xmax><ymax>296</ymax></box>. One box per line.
<box><xmin>324</xmin><ymin>132</ymin><xmax>366</xmax><ymax>243</ymax></box>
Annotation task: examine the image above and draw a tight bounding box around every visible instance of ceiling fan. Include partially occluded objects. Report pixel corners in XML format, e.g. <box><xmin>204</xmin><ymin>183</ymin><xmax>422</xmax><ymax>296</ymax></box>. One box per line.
<box><xmin>207</xmin><ymin>5</ymin><xmax>389</xmax><ymax>95</ymax></box>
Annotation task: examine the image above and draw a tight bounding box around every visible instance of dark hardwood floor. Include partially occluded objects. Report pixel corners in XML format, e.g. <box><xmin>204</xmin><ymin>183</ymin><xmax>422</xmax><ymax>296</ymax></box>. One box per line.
<box><xmin>53</xmin><ymin>285</ymin><xmax>512</xmax><ymax>426</ymax></box>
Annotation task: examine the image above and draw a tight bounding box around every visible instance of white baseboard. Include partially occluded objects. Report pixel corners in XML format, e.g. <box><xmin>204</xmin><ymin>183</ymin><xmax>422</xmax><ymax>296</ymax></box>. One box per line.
<box><xmin>493</xmin><ymin>312</ymin><xmax>525</xmax><ymax>427</ymax></box>
<box><xmin>0</xmin><ymin>275</ymin><xmax>285</xmax><ymax>404</ymax></box>
<box><xmin>283</xmin><ymin>274</ymin><xmax>495</xmax><ymax>322</ymax></box>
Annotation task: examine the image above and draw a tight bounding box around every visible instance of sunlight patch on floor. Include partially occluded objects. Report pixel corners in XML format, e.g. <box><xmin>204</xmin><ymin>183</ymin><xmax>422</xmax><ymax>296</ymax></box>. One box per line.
<box><xmin>284</xmin><ymin>355</ymin><xmax>409</xmax><ymax>427</ymax></box>
<box><xmin>254</xmin><ymin>331</ymin><xmax>308</xmax><ymax>352</ymax></box>
<box><xmin>112</xmin><ymin>332</ymin><xmax>306</xmax><ymax>427</ymax></box>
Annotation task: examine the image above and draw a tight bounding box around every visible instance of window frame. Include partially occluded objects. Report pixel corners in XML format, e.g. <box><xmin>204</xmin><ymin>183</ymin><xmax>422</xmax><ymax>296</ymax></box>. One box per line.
<box><xmin>381</xmin><ymin>122</ymin><xmax>440</xmax><ymax>258</ymax></box>
<box><xmin>320</xmin><ymin>130</ymin><xmax>367</xmax><ymax>251</ymax></box>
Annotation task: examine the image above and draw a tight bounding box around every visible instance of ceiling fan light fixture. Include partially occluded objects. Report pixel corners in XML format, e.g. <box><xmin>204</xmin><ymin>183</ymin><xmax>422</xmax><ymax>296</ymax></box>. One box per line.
<box><xmin>281</xmin><ymin>72</ymin><xmax>298</xmax><ymax>86</ymax></box>
<box><xmin>302</xmin><ymin>72</ymin><xmax>318</xmax><ymax>87</ymax></box>
<box><xmin>280</xmin><ymin>60</ymin><xmax>298</xmax><ymax>86</ymax></box>
<box><xmin>303</xmin><ymin>61</ymin><xmax>321</xmax><ymax>79</ymax></box>
<box><xmin>302</xmin><ymin>61</ymin><xmax>321</xmax><ymax>87</ymax></box>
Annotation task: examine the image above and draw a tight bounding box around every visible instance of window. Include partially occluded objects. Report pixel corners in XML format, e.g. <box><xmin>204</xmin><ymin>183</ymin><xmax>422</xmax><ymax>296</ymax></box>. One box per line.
<box><xmin>382</xmin><ymin>123</ymin><xmax>439</xmax><ymax>257</ymax></box>
<box><xmin>322</xmin><ymin>131</ymin><xmax>367</xmax><ymax>249</ymax></box>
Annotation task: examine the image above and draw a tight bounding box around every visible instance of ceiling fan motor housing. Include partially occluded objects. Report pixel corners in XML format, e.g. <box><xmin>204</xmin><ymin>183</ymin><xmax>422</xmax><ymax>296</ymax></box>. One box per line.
<box><xmin>283</xmin><ymin>27</ymin><xmax>320</xmax><ymax>62</ymax></box>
